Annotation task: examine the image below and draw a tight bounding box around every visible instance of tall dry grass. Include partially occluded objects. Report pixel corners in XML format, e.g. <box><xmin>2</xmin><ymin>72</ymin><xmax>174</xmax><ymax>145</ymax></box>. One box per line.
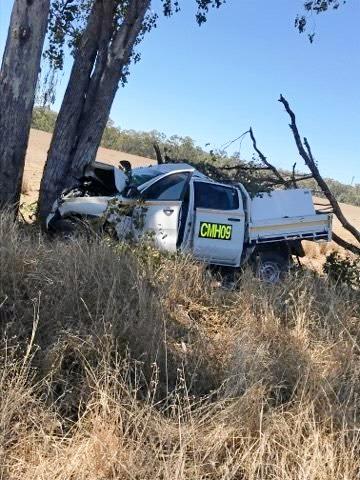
<box><xmin>0</xmin><ymin>211</ymin><xmax>360</xmax><ymax>479</ymax></box>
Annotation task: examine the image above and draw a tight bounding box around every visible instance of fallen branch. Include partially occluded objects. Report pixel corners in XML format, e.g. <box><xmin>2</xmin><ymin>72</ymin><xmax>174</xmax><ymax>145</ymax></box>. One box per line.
<box><xmin>279</xmin><ymin>94</ymin><xmax>360</xmax><ymax>253</ymax></box>
<box><xmin>249</xmin><ymin>127</ymin><xmax>291</xmax><ymax>187</ymax></box>
<box><xmin>291</xmin><ymin>174</ymin><xmax>314</xmax><ymax>182</ymax></box>
<box><xmin>332</xmin><ymin>233</ymin><xmax>360</xmax><ymax>256</ymax></box>
<box><xmin>220</xmin><ymin>165</ymin><xmax>269</xmax><ymax>172</ymax></box>
<box><xmin>153</xmin><ymin>143</ymin><xmax>164</xmax><ymax>164</ymax></box>
<box><xmin>291</xmin><ymin>162</ymin><xmax>297</xmax><ymax>188</ymax></box>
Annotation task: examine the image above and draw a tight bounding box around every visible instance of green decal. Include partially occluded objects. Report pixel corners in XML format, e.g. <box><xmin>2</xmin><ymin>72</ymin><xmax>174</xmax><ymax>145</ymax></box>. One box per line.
<box><xmin>199</xmin><ymin>222</ymin><xmax>232</xmax><ymax>240</ymax></box>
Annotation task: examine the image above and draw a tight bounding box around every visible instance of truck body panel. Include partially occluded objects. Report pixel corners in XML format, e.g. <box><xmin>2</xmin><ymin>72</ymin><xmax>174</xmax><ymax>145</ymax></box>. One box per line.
<box><xmin>250</xmin><ymin>189</ymin><xmax>316</xmax><ymax>221</ymax></box>
<box><xmin>249</xmin><ymin>213</ymin><xmax>332</xmax><ymax>244</ymax></box>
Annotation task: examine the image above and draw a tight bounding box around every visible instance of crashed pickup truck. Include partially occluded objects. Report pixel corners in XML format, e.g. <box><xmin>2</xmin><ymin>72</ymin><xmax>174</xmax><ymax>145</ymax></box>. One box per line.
<box><xmin>47</xmin><ymin>161</ymin><xmax>332</xmax><ymax>282</ymax></box>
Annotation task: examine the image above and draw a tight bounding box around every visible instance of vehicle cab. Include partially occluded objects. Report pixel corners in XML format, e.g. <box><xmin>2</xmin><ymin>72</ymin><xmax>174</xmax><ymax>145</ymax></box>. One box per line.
<box><xmin>129</xmin><ymin>163</ymin><xmax>246</xmax><ymax>267</ymax></box>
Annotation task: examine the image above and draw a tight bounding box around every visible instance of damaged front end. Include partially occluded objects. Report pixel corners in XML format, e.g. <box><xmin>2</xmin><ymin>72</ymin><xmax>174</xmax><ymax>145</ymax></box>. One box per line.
<box><xmin>65</xmin><ymin>161</ymin><xmax>129</xmax><ymax>198</ymax></box>
<box><xmin>46</xmin><ymin>161</ymin><xmax>130</xmax><ymax>233</ymax></box>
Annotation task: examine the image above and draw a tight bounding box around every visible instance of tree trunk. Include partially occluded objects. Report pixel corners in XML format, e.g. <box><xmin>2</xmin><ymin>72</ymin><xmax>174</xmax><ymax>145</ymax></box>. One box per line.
<box><xmin>38</xmin><ymin>0</ymin><xmax>150</xmax><ymax>222</ymax></box>
<box><xmin>0</xmin><ymin>0</ymin><xmax>50</xmax><ymax>212</ymax></box>
<box><xmin>69</xmin><ymin>0</ymin><xmax>150</xmax><ymax>178</ymax></box>
<box><xmin>37</xmin><ymin>0</ymin><xmax>105</xmax><ymax>220</ymax></box>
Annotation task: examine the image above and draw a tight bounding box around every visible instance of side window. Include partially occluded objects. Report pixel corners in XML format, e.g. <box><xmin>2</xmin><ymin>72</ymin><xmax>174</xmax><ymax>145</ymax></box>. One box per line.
<box><xmin>142</xmin><ymin>172</ymin><xmax>189</xmax><ymax>201</ymax></box>
<box><xmin>194</xmin><ymin>182</ymin><xmax>239</xmax><ymax>210</ymax></box>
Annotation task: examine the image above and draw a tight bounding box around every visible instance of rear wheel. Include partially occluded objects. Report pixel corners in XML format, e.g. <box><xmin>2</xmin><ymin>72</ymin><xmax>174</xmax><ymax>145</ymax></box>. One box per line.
<box><xmin>255</xmin><ymin>252</ymin><xmax>290</xmax><ymax>284</ymax></box>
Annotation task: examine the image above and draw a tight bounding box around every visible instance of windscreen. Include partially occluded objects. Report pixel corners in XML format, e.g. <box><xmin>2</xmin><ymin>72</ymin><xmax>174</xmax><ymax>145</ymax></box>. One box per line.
<box><xmin>131</xmin><ymin>167</ymin><xmax>164</xmax><ymax>187</ymax></box>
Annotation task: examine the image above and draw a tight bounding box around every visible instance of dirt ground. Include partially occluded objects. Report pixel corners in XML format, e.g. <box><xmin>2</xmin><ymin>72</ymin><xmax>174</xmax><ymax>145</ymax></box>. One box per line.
<box><xmin>23</xmin><ymin>129</ymin><xmax>359</xmax><ymax>263</ymax></box>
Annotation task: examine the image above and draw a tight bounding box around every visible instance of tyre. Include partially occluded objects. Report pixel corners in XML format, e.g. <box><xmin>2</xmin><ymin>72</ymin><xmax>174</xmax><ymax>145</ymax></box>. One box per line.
<box><xmin>50</xmin><ymin>217</ymin><xmax>96</xmax><ymax>240</ymax></box>
<box><xmin>255</xmin><ymin>252</ymin><xmax>290</xmax><ymax>284</ymax></box>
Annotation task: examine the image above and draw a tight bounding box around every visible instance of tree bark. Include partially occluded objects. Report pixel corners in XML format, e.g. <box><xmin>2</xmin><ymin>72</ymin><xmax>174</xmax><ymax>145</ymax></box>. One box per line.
<box><xmin>0</xmin><ymin>0</ymin><xmax>50</xmax><ymax>212</ymax></box>
<box><xmin>38</xmin><ymin>0</ymin><xmax>150</xmax><ymax>222</ymax></box>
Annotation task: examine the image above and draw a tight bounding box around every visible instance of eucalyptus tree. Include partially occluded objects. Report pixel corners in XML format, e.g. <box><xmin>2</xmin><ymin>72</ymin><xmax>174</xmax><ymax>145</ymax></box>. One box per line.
<box><xmin>296</xmin><ymin>0</ymin><xmax>347</xmax><ymax>42</ymax></box>
<box><xmin>38</xmin><ymin>0</ymin><xmax>225</xmax><ymax>220</ymax></box>
<box><xmin>0</xmin><ymin>0</ymin><xmax>50</xmax><ymax>211</ymax></box>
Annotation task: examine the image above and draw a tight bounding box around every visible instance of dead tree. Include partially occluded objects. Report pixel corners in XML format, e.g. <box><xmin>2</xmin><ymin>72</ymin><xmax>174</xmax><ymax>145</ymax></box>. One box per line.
<box><xmin>279</xmin><ymin>94</ymin><xmax>360</xmax><ymax>255</ymax></box>
<box><xmin>0</xmin><ymin>0</ymin><xmax>50</xmax><ymax>212</ymax></box>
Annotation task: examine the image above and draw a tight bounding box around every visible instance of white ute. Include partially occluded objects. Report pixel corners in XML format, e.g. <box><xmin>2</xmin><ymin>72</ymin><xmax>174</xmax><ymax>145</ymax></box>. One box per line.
<box><xmin>47</xmin><ymin>161</ymin><xmax>332</xmax><ymax>283</ymax></box>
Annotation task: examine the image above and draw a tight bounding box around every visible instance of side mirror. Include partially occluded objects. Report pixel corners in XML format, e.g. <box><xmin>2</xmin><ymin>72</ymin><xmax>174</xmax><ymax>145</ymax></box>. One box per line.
<box><xmin>120</xmin><ymin>160</ymin><xmax>132</xmax><ymax>173</ymax></box>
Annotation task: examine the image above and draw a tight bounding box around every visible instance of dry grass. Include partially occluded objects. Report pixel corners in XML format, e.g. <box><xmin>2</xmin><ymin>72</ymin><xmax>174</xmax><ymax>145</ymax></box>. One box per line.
<box><xmin>1</xmin><ymin>211</ymin><xmax>360</xmax><ymax>479</ymax></box>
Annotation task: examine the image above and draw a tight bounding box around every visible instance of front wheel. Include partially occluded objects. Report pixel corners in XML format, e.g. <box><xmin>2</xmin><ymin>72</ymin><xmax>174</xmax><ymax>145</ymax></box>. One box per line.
<box><xmin>255</xmin><ymin>252</ymin><xmax>290</xmax><ymax>284</ymax></box>
<box><xmin>49</xmin><ymin>217</ymin><xmax>100</xmax><ymax>240</ymax></box>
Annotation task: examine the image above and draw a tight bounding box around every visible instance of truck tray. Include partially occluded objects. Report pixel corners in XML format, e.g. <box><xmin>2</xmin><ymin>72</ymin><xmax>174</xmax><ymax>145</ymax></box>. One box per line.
<box><xmin>249</xmin><ymin>213</ymin><xmax>332</xmax><ymax>244</ymax></box>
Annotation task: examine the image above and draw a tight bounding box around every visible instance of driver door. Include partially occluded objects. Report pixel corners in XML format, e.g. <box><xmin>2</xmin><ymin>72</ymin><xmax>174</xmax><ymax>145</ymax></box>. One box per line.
<box><xmin>133</xmin><ymin>172</ymin><xmax>190</xmax><ymax>252</ymax></box>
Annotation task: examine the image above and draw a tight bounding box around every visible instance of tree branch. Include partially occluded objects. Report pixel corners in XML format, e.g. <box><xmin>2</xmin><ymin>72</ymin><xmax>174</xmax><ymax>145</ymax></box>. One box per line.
<box><xmin>332</xmin><ymin>233</ymin><xmax>360</xmax><ymax>256</ymax></box>
<box><xmin>249</xmin><ymin>127</ymin><xmax>292</xmax><ymax>187</ymax></box>
<box><xmin>220</xmin><ymin>165</ymin><xmax>270</xmax><ymax>172</ymax></box>
<box><xmin>291</xmin><ymin>174</ymin><xmax>314</xmax><ymax>182</ymax></box>
<box><xmin>279</xmin><ymin>94</ymin><xmax>360</xmax><ymax>249</ymax></box>
<box><xmin>291</xmin><ymin>162</ymin><xmax>297</xmax><ymax>188</ymax></box>
<box><xmin>153</xmin><ymin>142</ymin><xmax>164</xmax><ymax>164</ymax></box>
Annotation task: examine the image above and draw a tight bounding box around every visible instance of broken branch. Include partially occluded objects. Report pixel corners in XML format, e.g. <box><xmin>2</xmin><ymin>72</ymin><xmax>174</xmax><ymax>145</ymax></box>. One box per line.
<box><xmin>153</xmin><ymin>143</ymin><xmax>164</xmax><ymax>164</ymax></box>
<box><xmin>220</xmin><ymin>165</ymin><xmax>270</xmax><ymax>172</ymax></box>
<box><xmin>332</xmin><ymin>233</ymin><xmax>360</xmax><ymax>256</ymax></box>
<box><xmin>291</xmin><ymin>162</ymin><xmax>297</xmax><ymax>188</ymax></box>
<box><xmin>249</xmin><ymin>127</ymin><xmax>291</xmax><ymax>187</ymax></box>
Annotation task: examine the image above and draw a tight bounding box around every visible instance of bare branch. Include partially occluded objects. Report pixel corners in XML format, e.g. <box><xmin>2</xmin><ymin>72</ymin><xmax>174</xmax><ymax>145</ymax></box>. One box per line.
<box><xmin>249</xmin><ymin>127</ymin><xmax>291</xmax><ymax>187</ymax></box>
<box><xmin>153</xmin><ymin>142</ymin><xmax>164</xmax><ymax>164</ymax></box>
<box><xmin>332</xmin><ymin>233</ymin><xmax>360</xmax><ymax>256</ymax></box>
<box><xmin>249</xmin><ymin>127</ymin><xmax>289</xmax><ymax>187</ymax></box>
<box><xmin>220</xmin><ymin>165</ymin><xmax>269</xmax><ymax>172</ymax></box>
<box><xmin>279</xmin><ymin>94</ymin><xmax>360</xmax><ymax>249</ymax></box>
<box><xmin>291</xmin><ymin>162</ymin><xmax>297</xmax><ymax>188</ymax></box>
<box><xmin>292</xmin><ymin>174</ymin><xmax>314</xmax><ymax>182</ymax></box>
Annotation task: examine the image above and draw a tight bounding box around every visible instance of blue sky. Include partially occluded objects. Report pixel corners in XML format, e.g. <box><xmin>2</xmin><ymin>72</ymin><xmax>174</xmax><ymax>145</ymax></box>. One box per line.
<box><xmin>1</xmin><ymin>0</ymin><xmax>359</xmax><ymax>184</ymax></box>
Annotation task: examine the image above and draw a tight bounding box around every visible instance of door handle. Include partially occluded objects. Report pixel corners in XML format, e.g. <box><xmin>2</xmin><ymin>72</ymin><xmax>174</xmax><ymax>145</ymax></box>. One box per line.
<box><xmin>163</xmin><ymin>208</ymin><xmax>174</xmax><ymax>215</ymax></box>
<box><xmin>228</xmin><ymin>218</ymin><xmax>241</xmax><ymax>222</ymax></box>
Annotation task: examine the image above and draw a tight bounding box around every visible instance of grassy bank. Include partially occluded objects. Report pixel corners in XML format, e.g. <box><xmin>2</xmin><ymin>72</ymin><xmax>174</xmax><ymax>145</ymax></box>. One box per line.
<box><xmin>1</xmin><ymin>212</ymin><xmax>360</xmax><ymax>479</ymax></box>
